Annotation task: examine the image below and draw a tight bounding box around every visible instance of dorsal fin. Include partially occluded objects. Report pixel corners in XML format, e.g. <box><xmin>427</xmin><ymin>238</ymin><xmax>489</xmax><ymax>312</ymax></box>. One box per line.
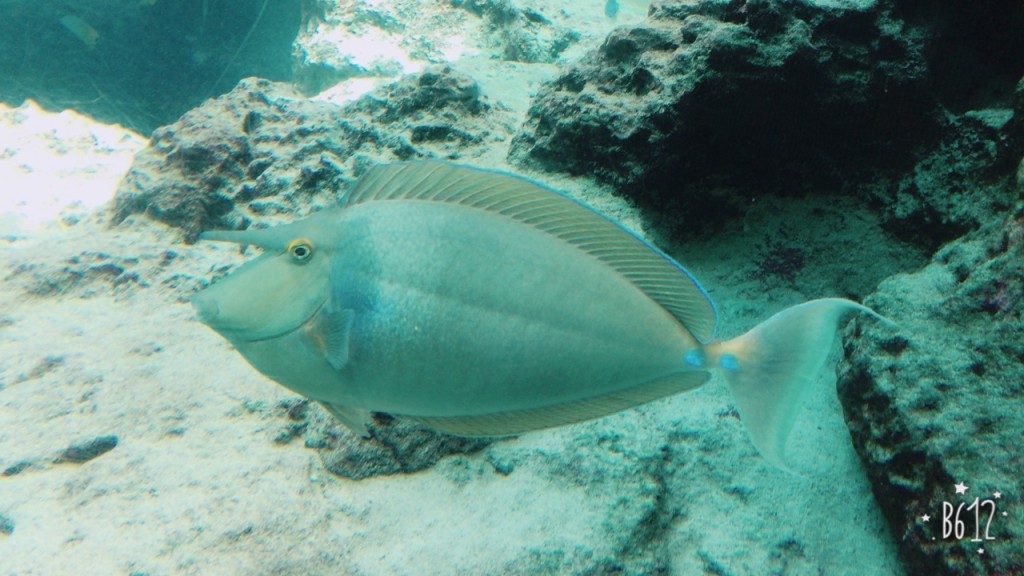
<box><xmin>343</xmin><ymin>161</ymin><xmax>718</xmax><ymax>342</ymax></box>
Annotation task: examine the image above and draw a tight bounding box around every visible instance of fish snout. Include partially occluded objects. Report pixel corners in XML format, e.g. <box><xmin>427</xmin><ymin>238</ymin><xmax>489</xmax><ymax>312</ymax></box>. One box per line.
<box><xmin>192</xmin><ymin>292</ymin><xmax>221</xmax><ymax>326</ymax></box>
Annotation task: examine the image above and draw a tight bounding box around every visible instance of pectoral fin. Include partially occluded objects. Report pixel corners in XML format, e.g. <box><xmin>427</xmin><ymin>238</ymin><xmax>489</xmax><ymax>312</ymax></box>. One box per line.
<box><xmin>307</xmin><ymin>307</ymin><xmax>355</xmax><ymax>371</ymax></box>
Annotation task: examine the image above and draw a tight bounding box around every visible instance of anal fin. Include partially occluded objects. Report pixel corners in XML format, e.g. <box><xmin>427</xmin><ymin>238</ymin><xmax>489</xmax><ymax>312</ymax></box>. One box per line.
<box><xmin>320</xmin><ymin>401</ymin><xmax>372</xmax><ymax>438</ymax></box>
<box><xmin>409</xmin><ymin>372</ymin><xmax>708</xmax><ymax>437</ymax></box>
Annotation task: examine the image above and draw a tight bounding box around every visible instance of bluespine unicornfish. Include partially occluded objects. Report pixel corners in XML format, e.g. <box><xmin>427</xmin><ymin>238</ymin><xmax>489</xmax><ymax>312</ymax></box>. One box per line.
<box><xmin>193</xmin><ymin>161</ymin><xmax>892</xmax><ymax>468</ymax></box>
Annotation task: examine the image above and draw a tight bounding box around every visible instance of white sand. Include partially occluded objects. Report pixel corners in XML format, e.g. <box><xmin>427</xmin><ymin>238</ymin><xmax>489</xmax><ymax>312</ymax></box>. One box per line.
<box><xmin>0</xmin><ymin>101</ymin><xmax>145</xmax><ymax>237</ymax></box>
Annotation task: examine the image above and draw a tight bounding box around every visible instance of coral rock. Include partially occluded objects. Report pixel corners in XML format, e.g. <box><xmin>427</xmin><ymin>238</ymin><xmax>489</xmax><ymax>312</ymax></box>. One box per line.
<box><xmin>510</xmin><ymin>0</ymin><xmax>937</xmax><ymax>226</ymax></box>
<box><xmin>839</xmin><ymin>198</ymin><xmax>1024</xmax><ymax>575</ymax></box>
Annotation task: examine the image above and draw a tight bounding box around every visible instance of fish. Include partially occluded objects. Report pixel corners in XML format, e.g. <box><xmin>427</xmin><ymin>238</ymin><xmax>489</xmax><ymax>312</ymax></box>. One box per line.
<box><xmin>59</xmin><ymin>15</ymin><xmax>99</xmax><ymax>50</ymax></box>
<box><xmin>604</xmin><ymin>0</ymin><xmax>619</xmax><ymax>19</ymax></box>
<box><xmin>193</xmin><ymin>161</ymin><xmax>891</xmax><ymax>467</ymax></box>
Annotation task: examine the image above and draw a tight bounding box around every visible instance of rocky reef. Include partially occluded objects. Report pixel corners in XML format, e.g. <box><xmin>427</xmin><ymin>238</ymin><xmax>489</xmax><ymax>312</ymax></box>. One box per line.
<box><xmin>510</xmin><ymin>0</ymin><xmax>933</xmax><ymax>224</ymax></box>
<box><xmin>292</xmin><ymin>0</ymin><xmax>604</xmax><ymax>95</ymax></box>
<box><xmin>111</xmin><ymin>67</ymin><xmax>513</xmax><ymax>241</ymax></box>
<box><xmin>879</xmin><ymin>109</ymin><xmax>1021</xmax><ymax>250</ymax></box>
<box><xmin>835</xmin><ymin>76</ymin><xmax>1023</xmax><ymax>576</ymax></box>
<box><xmin>509</xmin><ymin>0</ymin><xmax>1024</xmax><ymax>240</ymax></box>
<box><xmin>271</xmin><ymin>399</ymin><xmax>491</xmax><ymax>481</ymax></box>
<box><xmin>505</xmin><ymin>2</ymin><xmax>1024</xmax><ymax>573</ymax></box>
<box><xmin>839</xmin><ymin>194</ymin><xmax>1024</xmax><ymax>575</ymax></box>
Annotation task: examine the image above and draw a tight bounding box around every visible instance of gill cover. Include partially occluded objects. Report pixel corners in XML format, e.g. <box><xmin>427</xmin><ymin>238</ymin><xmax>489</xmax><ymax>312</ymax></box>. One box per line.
<box><xmin>193</xmin><ymin>225</ymin><xmax>331</xmax><ymax>342</ymax></box>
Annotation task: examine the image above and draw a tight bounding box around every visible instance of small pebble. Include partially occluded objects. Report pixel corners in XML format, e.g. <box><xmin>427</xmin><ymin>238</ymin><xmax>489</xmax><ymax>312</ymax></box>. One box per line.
<box><xmin>3</xmin><ymin>461</ymin><xmax>32</xmax><ymax>476</ymax></box>
<box><xmin>0</xmin><ymin>514</ymin><xmax>14</xmax><ymax>536</ymax></box>
<box><xmin>56</xmin><ymin>435</ymin><xmax>119</xmax><ymax>464</ymax></box>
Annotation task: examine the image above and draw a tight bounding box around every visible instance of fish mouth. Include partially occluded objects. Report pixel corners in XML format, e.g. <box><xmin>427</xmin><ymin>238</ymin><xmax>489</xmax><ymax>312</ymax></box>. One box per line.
<box><xmin>245</xmin><ymin>300</ymin><xmax>326</xmax><ymax>343</ymax></box>
<box><xmin>192</xmin><ymin>293</ymin><xmax>325</xmax><ymax>343</ymax></box>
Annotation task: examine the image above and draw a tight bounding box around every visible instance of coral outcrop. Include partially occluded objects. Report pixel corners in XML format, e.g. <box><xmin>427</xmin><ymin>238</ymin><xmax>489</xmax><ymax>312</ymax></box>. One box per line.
<box><xmin>510</xmin><ymin>0</ymin><xmax>1024</xmax><ymax>240</ymax></box>
<box><xmin>111</xmin><ymin>67</ymin><xmax>511</xmax><ymax>241</ymax></box>
<box><xmin>272</xmin><ymin>400</ymin><xmax>491</xmax><ymax>481</ymax></box>
<box><xmin>839</xmin><ymin>196</ymin><xmax>1024</xmax><ymax>575</ymax></box>
<box><xmin>837</xmin><ymin>78</ymin><xmax>1023</xmax><ymax>576</ymax></box>
<box><xmin>877</xmin><ymin>109</ymin><xmax>1020</xmax><ymax>250</ymax></box>
<box><xmin>292</xmin><ymin>0</ymin><xmax>582</xmax><ymax>95</ymax></box>
<box><xmin>510</xmin><ymin>0</ymin><xmax>937</xmax><ymax>222</ymax></box>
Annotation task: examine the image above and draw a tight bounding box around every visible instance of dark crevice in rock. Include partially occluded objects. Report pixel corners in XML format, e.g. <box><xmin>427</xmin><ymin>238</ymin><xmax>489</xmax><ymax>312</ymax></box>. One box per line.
<box><xmin>896</xmin><ymin>0</ymin><xmax>1024</xmax><ymax>111</ymax></box>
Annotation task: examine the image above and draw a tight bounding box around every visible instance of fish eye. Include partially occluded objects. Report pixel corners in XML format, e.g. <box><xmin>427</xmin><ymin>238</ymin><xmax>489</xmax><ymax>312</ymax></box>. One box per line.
<box><xmin>287</xmin><ymin>239</ymin><xmax>314</xmax><ymax>262</ymax></box>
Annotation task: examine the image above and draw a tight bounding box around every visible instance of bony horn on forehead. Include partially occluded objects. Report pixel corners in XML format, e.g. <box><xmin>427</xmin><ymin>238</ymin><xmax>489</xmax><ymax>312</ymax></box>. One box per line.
<box><xmin>199</xmin><ymin>226</ymin><xmax>293</xmax><ymax>251</ymax></box>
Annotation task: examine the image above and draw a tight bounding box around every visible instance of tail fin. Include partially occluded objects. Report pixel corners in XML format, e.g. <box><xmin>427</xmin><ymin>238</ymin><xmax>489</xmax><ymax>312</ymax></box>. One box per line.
<box><xmin>708</xmin><ymin>298</ymin><xmax>893</xmax><ymax>469</ymax></box>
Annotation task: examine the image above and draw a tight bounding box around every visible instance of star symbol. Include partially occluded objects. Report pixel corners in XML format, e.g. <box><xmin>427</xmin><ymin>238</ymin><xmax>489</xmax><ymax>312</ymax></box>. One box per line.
<box><xmin>921</xmin><ymin>514</ymin><xmax>931</xmax><ymax>522</ymax></box>
<box><xmin>955</xmin><ymin>482</ymin><xmax>969</xmax><ymax>495</ymax></box>
<box><xmin>993</xmin><ymin>491</ymin><xmax>1002</xmax><ymax>499</ymax></box>
<box><xmin>1004</xmin><ymin>512</ymin><xmax>1009</xmax><ymax>517</ymax></box>
<box><xmin>978</xmin><ymin>548</ymin><xmax>985</xmax><ymax>555</ymax></box>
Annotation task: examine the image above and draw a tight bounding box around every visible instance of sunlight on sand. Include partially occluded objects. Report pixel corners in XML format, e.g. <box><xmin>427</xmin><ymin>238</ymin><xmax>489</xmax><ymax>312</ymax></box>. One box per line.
<box><xmin>0</xmin><ymin>100</ymin><xmax>144</xmax><ymax>236</ymax></box>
